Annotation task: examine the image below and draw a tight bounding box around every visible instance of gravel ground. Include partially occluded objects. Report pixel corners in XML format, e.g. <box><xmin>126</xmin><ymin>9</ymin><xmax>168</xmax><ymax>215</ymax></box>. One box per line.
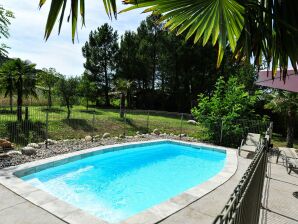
<box><xmin>0</xmin><ymin>134</ymin><xmax>199</xmax><ymax>169</ymax></box>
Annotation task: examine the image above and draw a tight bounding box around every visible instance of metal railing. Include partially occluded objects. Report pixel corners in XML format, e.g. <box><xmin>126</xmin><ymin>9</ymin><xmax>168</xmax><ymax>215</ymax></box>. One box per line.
<box><xmin>213</xmin><ymin>123</ymin><xmax>273</xmax><ymax>224</ymax></box>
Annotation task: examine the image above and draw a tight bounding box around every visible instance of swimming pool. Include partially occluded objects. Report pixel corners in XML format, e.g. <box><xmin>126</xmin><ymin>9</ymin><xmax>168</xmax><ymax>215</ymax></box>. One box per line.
<box><xmin>21</xmin><ymin>141</ymin><xmax>226</xmax><ymax>223</ymax></box>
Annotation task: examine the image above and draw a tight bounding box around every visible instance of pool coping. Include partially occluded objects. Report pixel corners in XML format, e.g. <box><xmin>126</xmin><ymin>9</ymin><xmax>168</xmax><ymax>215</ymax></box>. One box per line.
<box><xmin>0</xmin><ymin>139</ymin><xmax>237</xmax><ymax>224</ymax></box>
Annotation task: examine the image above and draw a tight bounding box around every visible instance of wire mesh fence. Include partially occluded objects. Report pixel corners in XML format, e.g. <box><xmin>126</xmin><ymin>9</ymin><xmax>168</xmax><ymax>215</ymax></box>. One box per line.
<box><xmin>0</xmin><ymin>106</ymin><xmax>270</xmax><ymax>149</ymax></box>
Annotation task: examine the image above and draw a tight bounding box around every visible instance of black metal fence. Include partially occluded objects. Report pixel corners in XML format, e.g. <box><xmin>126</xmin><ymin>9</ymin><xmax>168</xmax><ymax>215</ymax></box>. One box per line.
<box><xmin>0</xmin><ymin>106</ymin><xmax>270</xmax><ymax>149</ymax></box>
<box><xmin>213</xmin><ymin>123</ymin><xmax>273</xmax><ymax>224</ymax></box>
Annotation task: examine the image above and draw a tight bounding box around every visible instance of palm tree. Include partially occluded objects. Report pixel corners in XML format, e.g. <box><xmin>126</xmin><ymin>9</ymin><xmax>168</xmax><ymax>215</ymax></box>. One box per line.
<box><xmin>14</xmin><ymin>59</ymin><xmax>37</xmax><ymax>121</ymax></box>
<box><xmin>0</xmin><ymin>60</ymin><xmax>15</xmax><ymax>112</ymax></box>
<box><xmin>113</xmin><ymin>78</ymin><xmax>133</xmax><ymax>118</ymax></box>
<box><xmin>39</xmin><ymin>0</ymin><xmax>298</xmax><ymax>77</ymax></box>
<box><xmin>265</xmin><ymin>91</ymin><xmax>298</xmax><ymax>148</ymax></box>
<box><xmin>1</xmin><ymin>59</ymin><xmax>37</xmax><ymax>121</ymax></box>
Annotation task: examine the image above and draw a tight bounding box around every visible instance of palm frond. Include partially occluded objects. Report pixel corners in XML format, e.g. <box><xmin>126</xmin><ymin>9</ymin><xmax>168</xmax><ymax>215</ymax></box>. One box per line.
<box><xmin>39</xmin><ymin>0</ymin><xmax>117</xmax><ymax>42</ymax></box>
<box><xmin>39</xmin><ymin>0</ymin><xmax>298</xmax><ymax>74</ymax></box>
<box><xmin>122</xmin><ymin>0</ymin><xmax>245</xmax><ymax>67</ymax></box>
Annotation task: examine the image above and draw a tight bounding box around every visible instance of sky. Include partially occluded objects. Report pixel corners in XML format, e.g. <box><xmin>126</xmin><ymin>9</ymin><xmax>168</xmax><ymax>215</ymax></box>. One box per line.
<box><xmin>2</xmin><ymin>1</ymin><xmax>147</xmax><ymax>76</ymax></box>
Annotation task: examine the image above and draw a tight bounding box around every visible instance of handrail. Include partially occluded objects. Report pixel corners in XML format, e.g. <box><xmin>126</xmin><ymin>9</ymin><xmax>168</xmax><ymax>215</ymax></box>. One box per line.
<box><xmin>213</xmin><ymin>136</ymin><xmax>269</xmax><ymax>224</ymax></box>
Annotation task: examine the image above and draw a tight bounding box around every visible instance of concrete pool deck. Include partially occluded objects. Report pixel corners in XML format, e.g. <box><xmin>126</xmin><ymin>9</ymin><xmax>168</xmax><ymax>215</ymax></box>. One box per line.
<box><xmin>0</xmin><ymin>143</ymin><xmax>297</xmax><ymax>224</ymax></box>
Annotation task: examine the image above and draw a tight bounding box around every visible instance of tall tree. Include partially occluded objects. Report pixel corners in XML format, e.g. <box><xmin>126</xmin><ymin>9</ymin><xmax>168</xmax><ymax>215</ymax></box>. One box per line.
<box><xmin>77</xmin><ymin>73</ymin><xmax>97</xmax><ymax>109</ymax></box>
<box><xmin>82</xmin><ymin>23</ymin><xmax>118</xmax><ymax>106</ymax></box>
<box><xmin>265</xmin><ymin>91</ymin><xmax>298</xmax><ymax>147</ymax></box>
<box><xmin>37</xmin><ymin>68</ymin><xmax>61</xmax><ymax>108</ymax></box>
<box><xmin>58</xmin><ymin>77</ymin><xmax>79</xmax><ymax>119</ymax></box>
<box><xmin>0</xmin><ymin>59</ymin><xmax>37</xmax><ymax>121</ymax></box>
<box><xmin>0</xmin><ymin>5</ymin><xmax>14</xmax><ymax>57</ymax></box>
<box><xmin>138</xmin><ymin>15</ymin><xmax>163</xmax><ymax>90</ymax></box>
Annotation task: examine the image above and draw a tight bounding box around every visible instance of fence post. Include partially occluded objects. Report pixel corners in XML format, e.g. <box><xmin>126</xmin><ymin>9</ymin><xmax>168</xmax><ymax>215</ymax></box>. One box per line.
<box><xmin>45</xmin><ymin>108</ymin><xmax>49</xmax><ymax>149</ymax></box>
<box><xmin>123</xmin><ymin>110</ymin><xmax>126</xmax><ymax>136</ymax></box>
<box><xmin>92</xmin><ymin>110</ymin><xmax>95</xmax><ymax>142</ymax></box>
<box><xmin>146</xmin><ymin>110</ymin><xmax>150</xmax><ymax>133</ymax></box>
<box><xmin>180</xmin><ymin>113</ymin><xmax>184</xmax><ymax>139</ymax></box>
<box><xmin>220</xmin><ymin>119</ymin><xmax>224</xmax><ymax>145</ymax></box>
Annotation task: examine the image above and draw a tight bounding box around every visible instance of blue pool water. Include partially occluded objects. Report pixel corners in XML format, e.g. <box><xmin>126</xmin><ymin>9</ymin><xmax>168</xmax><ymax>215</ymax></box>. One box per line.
<box><xmin>22</xmin><ymin>142</ymin><xmax>226</xmax><ymax>222</ymax></box>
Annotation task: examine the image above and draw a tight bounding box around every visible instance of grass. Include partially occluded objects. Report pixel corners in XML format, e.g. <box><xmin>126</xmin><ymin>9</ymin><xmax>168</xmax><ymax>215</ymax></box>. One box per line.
<box><xmin>271</xmin><ymin>133</ymin><xmax>298</xmax><ymax>148</ymax></box>
<box><xmin>0</xmin><ymin>105</ymin><xmax>287</xmax><ymax>148</ymax></box>
<box><xmin>0</xmin><ymin>106</ymin><xmax>206</xmax><ymax>146</ymax></box>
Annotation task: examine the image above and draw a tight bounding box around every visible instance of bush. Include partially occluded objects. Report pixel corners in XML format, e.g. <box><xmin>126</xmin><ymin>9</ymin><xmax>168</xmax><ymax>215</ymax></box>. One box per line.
<box><xmin>192</xmin><ymin>76</ymin><xmax>264</xmax><ymax>146</ymax></box>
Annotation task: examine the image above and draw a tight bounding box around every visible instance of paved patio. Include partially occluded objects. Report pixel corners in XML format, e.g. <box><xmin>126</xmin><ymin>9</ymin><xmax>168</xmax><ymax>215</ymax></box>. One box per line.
<box><xmin>0</xmin><ymin>150</ymin><xmax>297</xmax><ymax>224</ymax></box>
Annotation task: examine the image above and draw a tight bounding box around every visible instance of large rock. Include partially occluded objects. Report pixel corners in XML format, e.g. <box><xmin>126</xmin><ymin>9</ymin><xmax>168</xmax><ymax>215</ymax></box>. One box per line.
<box><xmin>21</xmin><ymin>147</ymin><xmax>37</xmax><ymax>156</ymax></box>
<box><xmin>27</xmin><ymin>143</ymin><xmax>41</xmax><ymax>149</ymax></box>
<box><xmin>0</xmin><ymin>153</ymin><xmax>9</xmax><ymax>158</ymax></box>
<box><xmin>187</xmin><ymin>120</ymin><xmax>197</xmax><ymax>125</ymax></box>
<box><xmin>0</xmin><ymin>139</ymin><xmax>7</xmax><ymax>144</ymax></box>
<box><xmin>153</xmin><ymin>129</ymin><xmax>160</xmax><ymax>135</ymax></box>
<box><xmin>6</xmin><ymin>150</ymin><xmax>22</xmax><ymax>156</ymax></box>
<box><xmin>0</xmin><ymin>140</ymin><xmax>13</xmax><ymax>149</ymax></box>
<box><xmin>119</xmin><ymin>134</ymin><xmax>125</xmax><ymax>139</ymax></box>
<box><xmin>102</xmin><ymin>133</ymin><xmax>111</xmax><ymax>138</ymax></box>
<box><xmin>45</xmin><ymin>139</ymin><xmax>58</xmax><ymax>145</ymax></box>
<box><xmin>85</xmin><ymin>135</ymin><xmax>93</xmax><ymax>142</ymax></box>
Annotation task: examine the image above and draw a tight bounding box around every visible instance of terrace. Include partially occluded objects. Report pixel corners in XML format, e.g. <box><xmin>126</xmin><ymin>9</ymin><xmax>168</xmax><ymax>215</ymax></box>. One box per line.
<box><xmin>0</xmin><ymin>138</ymin><xmax>297</xmax><ymax>224</ymax></box>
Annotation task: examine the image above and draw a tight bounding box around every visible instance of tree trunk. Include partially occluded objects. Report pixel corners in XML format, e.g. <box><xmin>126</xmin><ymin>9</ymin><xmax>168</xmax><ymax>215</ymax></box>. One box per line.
<box><xmin>17</xmin><ymin>75</ymin><xmax>23</xmax><ymax>122</ymax></box>
<box><xmin>67</xmin><ymin>104</ymin><xmax>70</xmax><ymax>120</ymax></box>
<box><xmin>120</xmin><ymin>92</ymin><xmax>125</xmax><ymax>118</ymax></box>
<box><xmin>103</xmin><ymin>46</ymin><xmax>110</xmax><ymax>107</ymax></box>
<box><xmin>104</xmin><ymin>67</ymin><xmax>110</xmax><ymax>106</ymax></box>
<box><xmin>9</xmin><ymin>90</ymin><xmax>13</xmax><ymax>113</ymax></box>
<box><xmin>286</xmin><ymin>108</ymin><xmax>295</xmax><ymax>148</ymax></box>
<box><xmin>48</xmin><ymin>87</ymin><xmax>52</xmax><ymax>108</ymax></box>
<box><xmin>25</xmin><ymin>106</ymin><xmax>29</xmax><ymax>121</ymax></box>
<box><xmin>127</xmin><ymin>89</ymin><xmax>131</xmax><ymax>109</ymax></box>
<box><xmin>151</xmin><ymin>32</ymin><xmax>157</xmax><ymax>90</ymax></box>
<box><xmin>95</xmin><ymin>99</ymin><xmax>100</xmax><ymax>107</ymax></box>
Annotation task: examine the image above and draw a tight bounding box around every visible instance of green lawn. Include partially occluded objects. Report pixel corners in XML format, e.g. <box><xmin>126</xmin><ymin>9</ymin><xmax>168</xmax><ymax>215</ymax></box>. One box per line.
<box><xmin>0</xmin><ymin>106</ymin><xmax>206</xmax><ymax>146</ymax></box>
<box><xmin>1</xmin><ymin>105</ymin><xmax>284</xmax><ymax>148</ymax></box>
<box><xmin>271</xmin><ymin>133</ymin><xmax>298</xmax><ymax>149</ymax></box>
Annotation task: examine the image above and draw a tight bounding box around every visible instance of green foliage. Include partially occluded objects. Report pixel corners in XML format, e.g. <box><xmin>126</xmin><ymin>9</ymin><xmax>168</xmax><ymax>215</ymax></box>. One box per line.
<box><xmin>265</xmin><ymin>91</ymin><xmax>298</xmax><ymax>147</ymax></box>
<box><xmin>40</xmin><ymin>1</ymin><xmax>298</xmax><ymax>76</ymax></box>
<box><xmin>192</xmin><ymin>76</ymin><xmax>261</xmax><ymax>145</ymax></box>
<box><xmin>0</xmin><ymin>58</ymin><xmax>37</xmax><ymax>121</ymax></box>
<box><xmin>0</xmin><ymin>5</ymin><xmax>14</xmax><ymax>57</ymax></box>
<box><xmin>265</xmin><ymin>91</ymin><xmax>298</xmax><ymax>114</ymax></box>
<box><xmin>57</xmin><ymin>76</ymin><xmax>79</xmax><ymax>119</ymax></box>
<box><xmin>124</xmin><ymin>0</ymin><xmax>298</xmax><ymax>76</ymax></box>
<box><xmin>0</xmin><ymin>59</ymin><xmax>14</xmax><ymax>110</ymax></box>
<box><xmin>116</xmin><ymin>16</ymin><xmax>223</xmax><ymax>111</ymax></box>
<box><xmin>37</xmin><ymin>68</ymin><xmax>62</xmax><ymax>108</ymax></box>
<box><xmin>77</xmin><ymin>73</ymin><xmax>97</xmax><ymax>109</ymax></box>
<box><xmin>82</xmin><ymin>23</ymin><xmax>118</xmax><ymax>106</ymax></box>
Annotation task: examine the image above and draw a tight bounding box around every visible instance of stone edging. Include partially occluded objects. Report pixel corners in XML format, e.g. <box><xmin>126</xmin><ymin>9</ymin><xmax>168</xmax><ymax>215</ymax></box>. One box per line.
<box><xmin>0</xmin><ymin>139</ymin><xmax>237</xmax><ymax>224</ymax></box>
